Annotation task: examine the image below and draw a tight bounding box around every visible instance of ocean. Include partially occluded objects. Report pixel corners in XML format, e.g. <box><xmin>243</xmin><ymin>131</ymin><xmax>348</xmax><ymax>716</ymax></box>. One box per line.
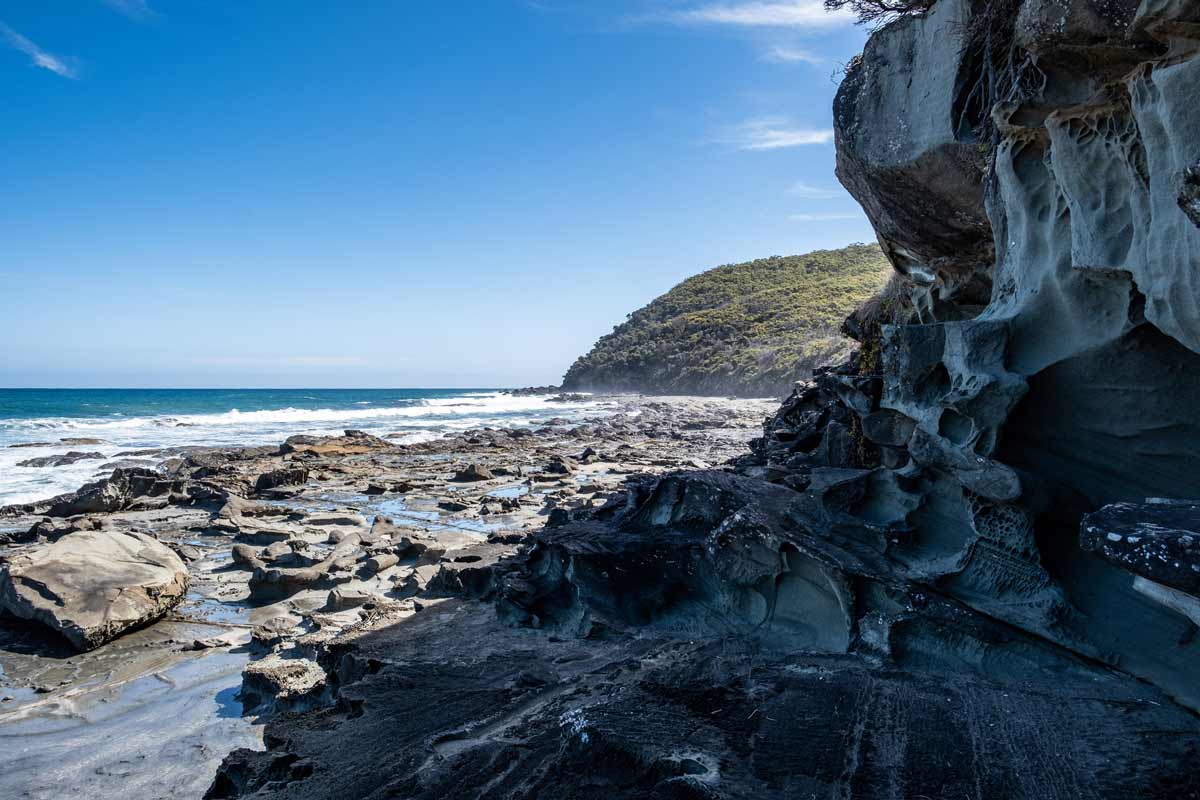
<box><xmin>0</xmin><ymin>388</ymin><xmax>609</xmax><ymax>507</ymax></box>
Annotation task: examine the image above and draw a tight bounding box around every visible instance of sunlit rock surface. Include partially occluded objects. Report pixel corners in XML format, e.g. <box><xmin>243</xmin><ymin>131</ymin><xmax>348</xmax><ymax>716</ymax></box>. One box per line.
<box><xmin>0</xmin><ymin>529</ymin><xmax>188</xmax><ymax>651</ymax></box>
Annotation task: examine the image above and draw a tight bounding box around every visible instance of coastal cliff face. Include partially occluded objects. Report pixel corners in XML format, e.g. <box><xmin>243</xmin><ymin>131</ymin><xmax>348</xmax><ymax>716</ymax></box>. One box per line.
<box><xmin>820</xmin><ymin>0</ymin><xmax>1200</xmax><ymax>709</ymax></box>
<box><xmin>208</xmin><ymin>3</ymin><xmax>1200</xmax><ymax>797</ymax></box>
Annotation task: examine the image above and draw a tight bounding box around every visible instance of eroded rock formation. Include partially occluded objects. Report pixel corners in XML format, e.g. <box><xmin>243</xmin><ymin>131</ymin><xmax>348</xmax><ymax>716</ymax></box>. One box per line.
<box><xmin>207</xmin><ymin>2</ymin><xmax>1200</xmax><ymax>797</ymax></box>
<box><xmin>819</xmin><ymin>0</ymin><xmax>1200</xmax><ymax>711</ymax></box>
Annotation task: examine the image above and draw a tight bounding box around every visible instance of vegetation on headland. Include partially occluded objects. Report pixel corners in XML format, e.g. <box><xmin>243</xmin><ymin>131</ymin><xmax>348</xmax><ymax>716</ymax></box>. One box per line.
<box><xmin>562</xmin><ymin>244</ymin><xmax>892</xmax><ymax>398</ymax></box>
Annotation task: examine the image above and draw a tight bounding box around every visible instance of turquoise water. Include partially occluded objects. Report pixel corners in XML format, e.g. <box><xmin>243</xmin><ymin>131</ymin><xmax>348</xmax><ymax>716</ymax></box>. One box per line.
<box><xmin>0</xmin><ymin>388</ymin><xmax>607</xmax><ymax>507</ymax></box>
<box><xmin>0</xmin><ymin>388</ymin><xmax>481</xmax><ymax>421</ymax></box>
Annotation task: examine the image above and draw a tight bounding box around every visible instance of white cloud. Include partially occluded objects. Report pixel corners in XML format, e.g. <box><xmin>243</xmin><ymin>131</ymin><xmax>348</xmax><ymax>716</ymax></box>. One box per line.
<box><xmin>786</xmin><ymin>180</ymin><xmax>841</xmax><ymax>198</ymax></box>
<box><xmin>102</xmin><ymin>0</ymin><xmax>156</xmax><ymax>21</ymax></box>
<box><xmin>761</xmin><ymin>45</ymin><xmax>823</xmax><ymax>64</ymax></box>
<box><xmin>789</xmin><ymin>212</ymin><xmax>860</xmax><ymax>221</ymax></box>
<box><xmin>724</xmin><ymin>118</ymin><xmax>834</xmax><ymax>150</ymax></box>
<box><xmin>0</xmin><ymin>22</ymin><xmax>78</xmax><ymax>78</ymax></box>
<box><xmin>649</xmin><ymin>1</ymin><xmax>853</xmax><ymax>28</ymax></box>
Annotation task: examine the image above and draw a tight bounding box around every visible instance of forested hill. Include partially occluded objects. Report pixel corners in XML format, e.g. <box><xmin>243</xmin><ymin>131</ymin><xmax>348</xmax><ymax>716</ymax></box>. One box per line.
<box><xmin>561</xmin><ymin>244</ymin><xmax>891</xmax><ymax>397</ymax></box>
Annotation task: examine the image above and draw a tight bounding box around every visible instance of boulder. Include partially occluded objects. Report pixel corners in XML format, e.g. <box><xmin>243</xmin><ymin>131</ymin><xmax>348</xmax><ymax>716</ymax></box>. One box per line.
<box><xmin>368</xmin><ymin>515</ymin><xmax>401</xmax><ymax>540</ymax></box>
<box><xmin>326</xmin><ymin>587</ymin><xmax>381</xmax><ymax>611</ymax></box>
<box><xmin>240</xmin><ymin>653</ymin><xmax>327</xmax><ymax>715</ymax></box>
<box><xmin>452</xmin><ymin>463</ymin><xmax>494</xmax><ymax>482</ymax></box>
<box><xmin>253</xmin><ymin>466</ymin><xmax>309</xmax><ymax>493</ymax></box>
<box><xmin>544</xmin><ymin>455</ymin><xmax>577</xmax><ymax>475</ymax></box>
<box><xmin>0</xmin><ymin>529</ymin><xmax>189</xmax><ymax>651</ymax></box>
<box><xmin>833</xmin><ymin>0</ymin><xmax>993</xmax><ymax>314</ymax></box>
<box><xmin>393</xmin><ymin>563</ymin><xmax>441</xmax><ymax>598</ymax></box>
<box><xmin>250</xmin><ymin>613</ymin><xmax>304</xmax><ymax>648</ymax></box>
<box><xmin>9</xmin><ymin>516</ymin><xmax>103</xmax><ymax>546</ymax></box>
<box><xmin>214</xmin><ymin>495</ymin><xmax>297</xmax><ymax>543</ymax></box>
<box><xmin>231</xmin><ymin>543</ymin><xmax>266</xmax><ymax>569</ymax></box>
<box><xmin>250</xmin><ymin>563</ymin><xmax>343</xmax><ymax>598</ymax></box>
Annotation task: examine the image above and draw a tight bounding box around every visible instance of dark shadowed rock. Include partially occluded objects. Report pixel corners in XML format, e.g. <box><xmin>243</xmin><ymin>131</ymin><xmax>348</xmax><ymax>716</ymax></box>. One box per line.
<box><xmin>1082</xmin><ymin>499</ymin><xmax>1200</xmax><ymax>596</ymax></box>
<box><xmin>35</xmin><ymin>468</ymin><xmax>171</xmax><ymax>517</ymax></box>
<box><xmin>207</xmin><ymin>600</ymin><xmax>1200</xmax><ymax>800</ymax></box>
<box><xmin>253</xmin><ymin>467</ymin><xmax>309</xmax><ymax>493</ymax></box>
<box><xmin>543</xmin><ymin>455</ymin><xmax>576</xmax><ymax>475</ymax></box>
<box><xmin>16</xmin><ymin>451</ymin><xmax>106</xmax><ymax>468</ymax></box>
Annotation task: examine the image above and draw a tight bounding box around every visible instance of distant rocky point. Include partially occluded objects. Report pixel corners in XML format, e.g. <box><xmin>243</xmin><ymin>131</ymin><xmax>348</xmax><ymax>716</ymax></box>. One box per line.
<box><xmin>562</xmin><ymin>244</ymin><xmax>891</xmax><ymax>398</ymax></box>
<box><xmin>504</xmin><ymin>385</ymin><xmax>561</xmax><ymax>396</ymax></box>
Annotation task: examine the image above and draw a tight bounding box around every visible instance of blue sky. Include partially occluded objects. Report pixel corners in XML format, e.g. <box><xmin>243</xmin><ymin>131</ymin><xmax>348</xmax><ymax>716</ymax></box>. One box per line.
<box><xmin>0</xmin><ymin>1</ymin><xmax>873</xmax><ymax>388</ymax></box>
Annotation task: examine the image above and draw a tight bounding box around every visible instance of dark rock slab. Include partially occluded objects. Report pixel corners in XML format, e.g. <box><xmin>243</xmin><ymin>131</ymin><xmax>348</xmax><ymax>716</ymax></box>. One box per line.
<box><xmin>207</xmin><ymin>600</ymin><xmax>1200</xmax><ymax>800</ymax></box>
<box><xmin>27</xmin><ymin>468</ymin><xmax>174</xmax><ymax>517</ymax></box>
<box><xmin>1081</xmin><ymin>499</ymin><xmax>1200</xmax><ymax>596</ymax></box>
<box><xmin>253</xmin><ymin>467</ymin><xmax>309</xmax><ymax>493</ymax></box>
<box><xmin>15</xmin><ymin>451</ymin><xmax>105</xmax><ymax>468</ymax></box>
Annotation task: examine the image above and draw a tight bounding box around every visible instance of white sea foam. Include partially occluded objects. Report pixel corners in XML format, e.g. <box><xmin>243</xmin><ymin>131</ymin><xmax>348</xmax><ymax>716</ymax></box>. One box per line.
<box><xmin>0</xmin><ymin>392</ymin><xmax>608</xmax><ymax>508</ymax></box>
<box><xmin>0</xmin><ymin>392</ymin><xmax>598</xmax><ymax>433</ymax></box>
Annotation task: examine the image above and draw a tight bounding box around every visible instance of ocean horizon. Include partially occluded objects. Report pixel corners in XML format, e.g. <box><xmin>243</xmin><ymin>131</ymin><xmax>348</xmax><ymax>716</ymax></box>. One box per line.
<box><xmin>0</xmin><ymin>387</ymin><xmax>606</xmax><ymax>507</ymax></box>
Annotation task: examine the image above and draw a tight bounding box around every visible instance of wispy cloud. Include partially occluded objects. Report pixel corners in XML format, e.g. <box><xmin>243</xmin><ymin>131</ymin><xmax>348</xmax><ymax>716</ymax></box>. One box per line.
<box><xmin>786</xmin><ymin>180</ymin><xmax>841</xmax><ymax>198</ymax></box>
<box><xmin>789</xmin><ymin>212</ymin><xmax>859</xmax><ymax>221</ymax></box>
<box><xmin>722</xmin><ymin>117</ymin><xmax>833</xmax><ymax>150</ymax></box>
<box><xmin>102</xmin><ymin>0</ymin><xmax>157</xmax><ymax>21</ymax></box>
<box><xmin>643</xmin><ymin>1</ymin><xmax>853</xmax><ymax>28</ymax></box>
<box><xmin>0</xmin><ymin>22</ymin><xmax>78</xmax><ymax>78</ymax></box>
<box><xmin>761</xmin><ymin>45</ymin><xmax>823</xmax><ymax>64</ymax></box>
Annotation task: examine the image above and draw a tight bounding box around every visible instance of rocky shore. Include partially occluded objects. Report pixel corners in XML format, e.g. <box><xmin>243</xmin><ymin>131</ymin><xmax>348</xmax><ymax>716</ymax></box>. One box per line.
<box><xmin>6</xmin><ymin>2</ymin><xmax>1200</xmax><ymax>798</ymax></box>
<box><xmin>180</xmin><ymin>1</ymin><xmax>1200</xmax><ymax>797</ymax></box>
<box><xmin>0</xmin><ymin>395</ymin><xmax>773</xmax><ymax>799</ymax></box>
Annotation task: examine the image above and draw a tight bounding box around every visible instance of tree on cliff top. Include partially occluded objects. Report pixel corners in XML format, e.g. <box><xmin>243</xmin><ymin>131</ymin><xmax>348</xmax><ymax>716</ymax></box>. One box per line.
<box><xmin>824</xmin><ymin>0</ymin><xmax>935</xmax><ymax>25</ymax></box>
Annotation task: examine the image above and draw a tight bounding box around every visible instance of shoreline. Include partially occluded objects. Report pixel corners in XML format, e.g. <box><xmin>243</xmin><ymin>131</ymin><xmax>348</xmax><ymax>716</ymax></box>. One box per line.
<box><xmin>0</xmin><ymin>394</ymin><xmax>776</xmax><ymax>799</ymax></box>
<box><xmin>0</xmin><ymin>390</ymin><xmax>775</xmax><ymax>510</ymax></box>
